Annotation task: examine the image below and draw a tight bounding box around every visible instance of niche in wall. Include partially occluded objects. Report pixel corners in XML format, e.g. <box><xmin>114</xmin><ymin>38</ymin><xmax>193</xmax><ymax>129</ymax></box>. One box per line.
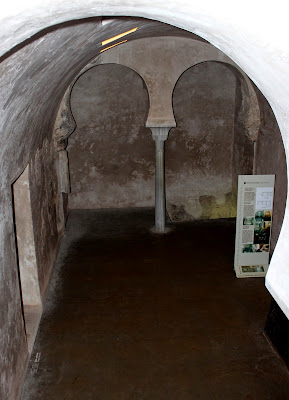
<box><xmin>167</xmin><ymin>61</ymin><xmax>240</xmax><ymax>221</ymax></box>
<box><xmin>68</xmin><ymin>63</ymin><xmax>152</xmax><ymax>209</ymax></box>
<box><xmin>12</xmin><ymin>165</ymin><xmax>42</xmax><ymax>354</ymax></box>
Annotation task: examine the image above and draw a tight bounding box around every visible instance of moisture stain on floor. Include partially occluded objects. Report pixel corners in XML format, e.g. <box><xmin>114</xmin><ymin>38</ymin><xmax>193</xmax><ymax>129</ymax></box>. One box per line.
<box><xmin>20</xmin><ymin>208</ymin><xmax>289</xmax><ymax>400</ymax></box>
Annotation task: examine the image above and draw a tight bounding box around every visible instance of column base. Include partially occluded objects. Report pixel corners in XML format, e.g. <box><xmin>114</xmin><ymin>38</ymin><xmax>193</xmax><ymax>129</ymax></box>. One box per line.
<box><xmin>150</xmin><ymin>226</ymin><xmax>173</xmax><ymax>234</ymax></box>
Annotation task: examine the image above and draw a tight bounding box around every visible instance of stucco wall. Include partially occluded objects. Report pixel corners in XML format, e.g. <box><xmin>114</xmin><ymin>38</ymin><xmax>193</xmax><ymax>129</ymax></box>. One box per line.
<box><xmin>99</xmin><ymin>37</ymin><xmax>231</xmax><ymax>127</ymax></box>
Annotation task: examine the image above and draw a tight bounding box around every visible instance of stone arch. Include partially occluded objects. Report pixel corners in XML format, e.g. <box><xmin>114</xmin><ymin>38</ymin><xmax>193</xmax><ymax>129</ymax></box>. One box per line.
<box><xmin>53</xmin><ymin>59</ymin><xmax>151</xmax><ymax>232</ymax></box>
<box><xmin>54</xmin><ymin>38</ymin><xmax>260</xmax><ymax>154</ymax></box>
<box><xmin>53</xmin><ymin>60</ymin><xmax>150</xmax><ymax>187</ymax></box>
<box><xmin>171</xmin><ymin>59</ymin><xmax>261</xmax><ymax>178</ymax></box>
<box><xmin>166</xmin><ymin>60</ymin><xmax>254</xmax><ymax>221</ymax></box>
<box><xmin>169</xmin><ymin>59</ymin><xmax>286</xmax><ymax>250</ymax></box>
<box><xmin>66</xmin><ymin>63</ymin><xmax>153</xmax><ymax>209</ymax></box>
<box><xmin>175</xmin><ymin>60</ymin><xmax>259</xmax><ymax>129</ymax></box>
<box><xmin>53</xmin><ymin>59</ymin><xmax>150</xmax><ymax>149</ymax></box>
<box><xmin>172</xmin><ymin>59</ymin><xmax>261</xmax><ymax>140</ymax></box>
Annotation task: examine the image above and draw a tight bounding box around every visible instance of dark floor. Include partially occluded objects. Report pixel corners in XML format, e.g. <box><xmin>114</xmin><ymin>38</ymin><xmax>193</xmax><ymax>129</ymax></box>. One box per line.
<box><xmin>21</xmin><ymin>208</ymin><xmax>289</xmax><ymax>400</ymax></box>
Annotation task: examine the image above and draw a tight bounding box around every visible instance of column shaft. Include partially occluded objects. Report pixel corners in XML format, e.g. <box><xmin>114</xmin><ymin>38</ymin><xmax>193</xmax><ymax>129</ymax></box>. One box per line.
<box><xmin>150</xmin><ymin>127</ymin><xmax>171</xmax><ymax>233</ymax></box>
<box><xmin>155</xmin><ymin>139</ymin><xmax>165</xmax><ymax>231</ymax></box>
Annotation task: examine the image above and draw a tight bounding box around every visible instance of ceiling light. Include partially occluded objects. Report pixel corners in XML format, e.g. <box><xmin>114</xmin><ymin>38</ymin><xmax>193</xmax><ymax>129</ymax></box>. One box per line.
<box><xmin>101</xmin><ymin>27</ymin><xmax>138</xmax><ymax>46</ymax></box>
<box><xmin>100</xmin><ymin>40</ymin><xmax>127</xmax><ymax>53</ymax></box>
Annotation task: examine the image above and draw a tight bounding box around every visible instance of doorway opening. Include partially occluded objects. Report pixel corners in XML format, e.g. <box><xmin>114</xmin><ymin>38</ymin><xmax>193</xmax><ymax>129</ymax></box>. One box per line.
<box><xmin>12</xmin><ymin>165</ymin><xmax>42</xmax><ymax>354</ymax></box>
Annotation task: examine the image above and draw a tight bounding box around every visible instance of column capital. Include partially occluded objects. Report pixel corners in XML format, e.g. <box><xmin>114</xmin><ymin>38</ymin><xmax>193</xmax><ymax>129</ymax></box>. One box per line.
<box><xmin>149</xmin><ymin>126</ymin><xmax>172</xmax><ymax>142</ymax></box>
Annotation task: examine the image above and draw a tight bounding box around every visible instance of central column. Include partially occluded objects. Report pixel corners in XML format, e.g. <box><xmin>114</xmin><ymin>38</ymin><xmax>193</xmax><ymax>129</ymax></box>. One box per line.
<box><xmin>150</xmin><ymin>127</ymin><xmax>171</xmax><ymax>232</ymax></box>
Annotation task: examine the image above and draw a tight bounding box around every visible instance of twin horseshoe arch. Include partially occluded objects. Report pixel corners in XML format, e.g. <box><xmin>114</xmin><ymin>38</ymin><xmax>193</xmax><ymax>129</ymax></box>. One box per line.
<box><xmin>53</xmin><ymin>50</ymin><xmax>260</xmax><ymax>150</ymax></box>
<box><xmin>53</xmin><ymin>43</ymin><xmax>262</xmax><ymax>209</ymax></box>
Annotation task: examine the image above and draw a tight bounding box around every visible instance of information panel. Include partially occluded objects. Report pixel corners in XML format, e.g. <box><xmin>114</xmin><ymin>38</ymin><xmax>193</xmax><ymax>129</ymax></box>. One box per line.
<box><xmin>234</xmin><ymin>175</ymin><xmax>275</xmax><ymax>278</ymax></box>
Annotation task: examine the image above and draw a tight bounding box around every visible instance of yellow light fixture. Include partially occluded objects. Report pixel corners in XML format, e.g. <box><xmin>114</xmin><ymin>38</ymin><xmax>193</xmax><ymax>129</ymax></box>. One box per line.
<box><xmin>101</xmin><ymin>27</ymin><xmax>138</xmax><ymax>46</ymax></box>
<box><xmin>100</xmin><ymin>40</ymin><xmax>128</xmax><ymax>53</ymax></box>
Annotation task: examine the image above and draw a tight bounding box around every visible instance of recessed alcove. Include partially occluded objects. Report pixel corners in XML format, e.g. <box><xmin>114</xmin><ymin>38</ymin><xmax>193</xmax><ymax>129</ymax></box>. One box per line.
<box><xmin>12</xmin><ymin>165</ymin><xmax>42</xmax><ymax>355</ymax></box>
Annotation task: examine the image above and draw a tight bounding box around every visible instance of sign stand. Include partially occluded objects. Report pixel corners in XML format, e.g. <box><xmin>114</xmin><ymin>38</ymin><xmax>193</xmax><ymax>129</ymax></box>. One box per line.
<box><xmin>234</xmin><ymin>175</ymin><xmax>275</xmax><ymax>278</ymax></box>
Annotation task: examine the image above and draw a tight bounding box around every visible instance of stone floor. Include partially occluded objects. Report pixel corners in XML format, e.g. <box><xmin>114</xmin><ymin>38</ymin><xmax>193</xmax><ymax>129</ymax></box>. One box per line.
<box><xmin>20</xmin><ymin>208</ymin><xmax>289</xmax><ymax>400</ymax></box>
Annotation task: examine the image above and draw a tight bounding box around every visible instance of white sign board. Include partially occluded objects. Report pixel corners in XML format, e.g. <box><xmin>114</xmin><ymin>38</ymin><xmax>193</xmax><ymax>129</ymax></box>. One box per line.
<box><xmin>234</xmin><ymin>175</ymin><xmax>275</xmax><ymax>278</ymax></box>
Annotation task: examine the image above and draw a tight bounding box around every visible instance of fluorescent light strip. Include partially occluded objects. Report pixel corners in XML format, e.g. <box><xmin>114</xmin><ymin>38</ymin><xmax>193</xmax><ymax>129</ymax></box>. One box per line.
<box><xmin>100</xmin><ymin>40</ymin><xmax>127</xmax><ymax>53</ymax></box>
<box><xmin>101</xmin><ymin>27</ymin><xmax>138</xmax><ymax>46</ymax></box>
